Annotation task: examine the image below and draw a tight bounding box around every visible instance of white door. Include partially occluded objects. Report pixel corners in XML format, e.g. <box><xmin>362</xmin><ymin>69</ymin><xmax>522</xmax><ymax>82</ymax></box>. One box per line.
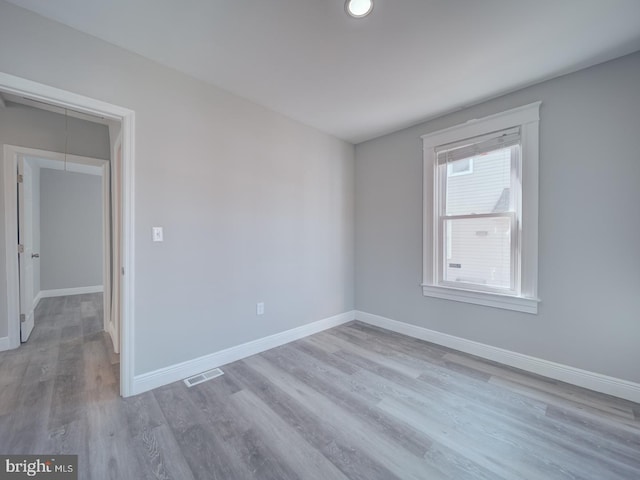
<box><xmin>18</xmin><ymin>157</ymin><xmax>36</xmax><ymax>342</ymax></box>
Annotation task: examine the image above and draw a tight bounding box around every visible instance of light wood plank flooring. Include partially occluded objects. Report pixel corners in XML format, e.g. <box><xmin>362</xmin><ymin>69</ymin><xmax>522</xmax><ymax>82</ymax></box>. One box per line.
<box><xmin>1</xmin><ymin>294</ymin><xmax>639</xmax><ymax>479</ymax></box>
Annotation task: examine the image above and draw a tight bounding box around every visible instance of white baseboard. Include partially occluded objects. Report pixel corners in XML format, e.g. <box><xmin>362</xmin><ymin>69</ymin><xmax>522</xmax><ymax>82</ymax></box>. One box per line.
<box><xmin>0</xmin><ymin>336</ymin><xmax>10</xmax><ymax>352</ymax></box>
<box><xmin>39</xmin><ymin>285</ymin><xmax>104</xmax><ymax>298</ymax></box>
<box><xmin>132</xmin><ymin>310</ymin><xmax>357</xmax><ymax>395</ymax></box>
<box><xmin>355</xmin><ymin>310</ymin><xmax>640</xmax><ymax>404</ymax></box>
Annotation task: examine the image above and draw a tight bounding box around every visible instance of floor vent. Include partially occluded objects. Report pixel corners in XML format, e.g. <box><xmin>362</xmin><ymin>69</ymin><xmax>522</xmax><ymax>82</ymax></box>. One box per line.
<box><xmin>183</xmin><ymin>368</ymin><xmax>224</xmax><ymax>387</ymax></box>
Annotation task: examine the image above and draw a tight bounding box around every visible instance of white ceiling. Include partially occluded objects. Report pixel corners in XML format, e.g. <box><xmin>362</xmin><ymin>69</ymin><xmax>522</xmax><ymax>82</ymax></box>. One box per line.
<box><xmin>7</xmin><ymin>0</ymin><xmax>640</xmax><ymax>143</ymax></box>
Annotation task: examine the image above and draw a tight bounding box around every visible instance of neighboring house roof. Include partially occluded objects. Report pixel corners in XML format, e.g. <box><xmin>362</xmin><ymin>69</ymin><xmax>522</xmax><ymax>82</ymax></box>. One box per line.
<box><xmin>493</xmin><ymin>188</ymin><xmax>511</xmax><ymax>213</ymax></box>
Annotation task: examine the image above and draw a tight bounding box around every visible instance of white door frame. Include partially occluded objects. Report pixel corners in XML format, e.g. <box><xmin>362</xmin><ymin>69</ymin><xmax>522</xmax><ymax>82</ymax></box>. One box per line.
<box><xmin>0</xmin><ymin>72</ymin><xmax>136</xmax><ymax>397</ymax></box>
<box><xmin>4</xmin><ymin>145</ymin><xmax>110</xmax><ymax>344</ymax></box>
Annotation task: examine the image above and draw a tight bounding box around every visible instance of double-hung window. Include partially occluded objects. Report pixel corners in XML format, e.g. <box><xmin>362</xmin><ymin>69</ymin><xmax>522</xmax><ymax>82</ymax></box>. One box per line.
<box><xmin>422</xmin><ymin>103</ymin><xmax>540</xmax><ymax>314</ymax></box>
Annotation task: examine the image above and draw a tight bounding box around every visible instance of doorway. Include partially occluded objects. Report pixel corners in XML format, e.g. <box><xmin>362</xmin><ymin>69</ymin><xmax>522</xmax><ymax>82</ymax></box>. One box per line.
<box><xmin>0</xmin><ymin>72</ymin><xmax>135</xmax><ymax>397</ymax></box>
<box><xmin>9</xmin><ymin>147</ymin><xmax>110</xmax><ymax>346</ymax></box>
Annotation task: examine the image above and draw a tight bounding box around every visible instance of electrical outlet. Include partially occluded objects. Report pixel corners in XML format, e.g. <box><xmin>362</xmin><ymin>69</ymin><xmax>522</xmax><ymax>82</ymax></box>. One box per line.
<box><xmin>256</xmin><ymin>302</ymin><xmax>265</xmax><ymax>315</ymax></box>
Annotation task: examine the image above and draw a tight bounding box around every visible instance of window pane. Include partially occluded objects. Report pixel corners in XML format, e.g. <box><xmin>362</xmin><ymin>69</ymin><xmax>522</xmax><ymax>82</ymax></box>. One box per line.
<box><xmin>445</xmin><ymin>146</ymin><xmax>514</xmax><ymax>216</ymax></box>
<box><xmin>447</xmin><ymin>158</ymin><xmax>472</xmax><ymax>176</ymax></box>
<box><xmin>444</xmin><ymin>216</ymin><xmax>512</xmax><ymax>289</ymax></box>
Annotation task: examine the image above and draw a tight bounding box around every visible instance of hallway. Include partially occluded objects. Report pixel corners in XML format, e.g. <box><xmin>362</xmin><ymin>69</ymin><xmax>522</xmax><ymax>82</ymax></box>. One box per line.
<box><xmin>0</xmin><ymin>293</ymin><xmax>122</xmax><ymax>476</ymax></box>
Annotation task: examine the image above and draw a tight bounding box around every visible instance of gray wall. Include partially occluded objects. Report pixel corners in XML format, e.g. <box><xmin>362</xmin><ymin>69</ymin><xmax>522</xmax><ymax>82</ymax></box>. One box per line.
<box><xmin>40</xmin><ymin>169</ymin><xmax>103</xmax><ymax>290</ymax></box>
<box><xmin>0</xmin><ymin>100</ymin><xmax>110</xmax><ymax>338</ymax></box>
<box><xmin>0</xmin><ymin>1</ymin><xmax>355</xmax><ymax>374</ymax></box>
<box><xmin>355</xmin><ymin>52</ymin><xmax>640</xmax><ymax>383</ymax></box>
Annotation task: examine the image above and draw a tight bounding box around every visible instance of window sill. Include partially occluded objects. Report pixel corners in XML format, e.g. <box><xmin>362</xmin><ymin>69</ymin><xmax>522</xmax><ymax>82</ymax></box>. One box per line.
<box><xmin>421</xmin><ymin>284</ymin><xmax>539</xmax><ymax>314</ymax></box>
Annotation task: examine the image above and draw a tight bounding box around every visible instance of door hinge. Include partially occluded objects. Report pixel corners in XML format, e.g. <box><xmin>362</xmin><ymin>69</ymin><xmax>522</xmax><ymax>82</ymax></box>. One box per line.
<box><xmin>121</xmin><ymin>267</ymin><xmax>125</xmax><ymax>275</ymax></box>
<box><xmin>18</xmin><ymin>244</ymin><xmax>24</xmax><ymax>254</ymax></box>
<box><xmin>17</xmin><ymin>174</ymin><xmax>23</xmax><ymax>183</ymax></box>
<box><xmin>20</xmin><ymin>314</ymin><xmax>25</xmax><ymax>323</ymax></box>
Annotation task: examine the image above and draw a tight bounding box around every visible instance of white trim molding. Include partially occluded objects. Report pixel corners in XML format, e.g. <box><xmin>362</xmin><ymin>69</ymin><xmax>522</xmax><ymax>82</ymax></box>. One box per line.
<box><xmin>0</xmin><ymin>336</ymin><xmax>10</xmax><ymax>352</ymax></box>
<box><xmin>132</xmin><ymin>311</ymin><xmax>356</xmax><ymax>395</ymax></box>
<box><xmin>421</xmin><ymin>284</ymin><xmax>539</xmax><ymax>314</ymax></box>
<box><xmin>39</xmin><ymin>285</ymin><xmax>104</xmax><ymax>298</ymax></box>
<box><xmin>355</xmin><ymin>310</ymin><xmax>640</xmax><ymax>404</ymax></box>
<box><xmin>0</xmin><ymin>71</ymin><xmax>136</xmax><ymax>397</ymax></box>
<box><xmin>3</xmin><ymin>146</ymin><xmax>20</xmax><ymax>350</ymax></box>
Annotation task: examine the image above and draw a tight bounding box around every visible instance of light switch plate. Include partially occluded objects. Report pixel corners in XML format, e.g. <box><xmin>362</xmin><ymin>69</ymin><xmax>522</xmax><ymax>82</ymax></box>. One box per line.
<box><xmin>152</xmin><ymin>227</ymin><xmax>163</xmax><ymax>242</ymax></box>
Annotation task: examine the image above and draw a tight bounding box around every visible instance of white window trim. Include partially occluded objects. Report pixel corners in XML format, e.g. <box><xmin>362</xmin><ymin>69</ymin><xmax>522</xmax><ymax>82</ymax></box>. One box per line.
<box><xmin>421</xmin><ymin>102</ymin><xmax>541</xmax><ymax>314</ymax></box>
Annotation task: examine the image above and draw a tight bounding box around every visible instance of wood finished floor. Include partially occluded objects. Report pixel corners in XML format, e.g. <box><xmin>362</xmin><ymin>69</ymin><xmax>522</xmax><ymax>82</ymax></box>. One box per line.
<box><xmin>1</xmin><ymin>294</ymin><xmax>639</xmax><ymax>479</ymax></box>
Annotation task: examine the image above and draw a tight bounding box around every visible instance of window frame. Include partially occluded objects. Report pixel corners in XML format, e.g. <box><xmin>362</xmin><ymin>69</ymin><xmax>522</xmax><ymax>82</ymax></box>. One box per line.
<box><xmin>421</xmin><ymin>102</ymin><xmax>541</xmax><ymax>314</ymax></box>
<box><xmin>437</xmin><ymin>135</ymin><xmax>520</xmax><ymax>295</ymax></box>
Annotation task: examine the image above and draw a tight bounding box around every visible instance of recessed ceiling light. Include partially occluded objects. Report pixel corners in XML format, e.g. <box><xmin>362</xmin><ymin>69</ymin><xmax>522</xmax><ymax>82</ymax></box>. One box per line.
<box><xmin>345</xmin><ymin>0</ymin><xmax>374</xmax><ymax>18</ymax></box>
